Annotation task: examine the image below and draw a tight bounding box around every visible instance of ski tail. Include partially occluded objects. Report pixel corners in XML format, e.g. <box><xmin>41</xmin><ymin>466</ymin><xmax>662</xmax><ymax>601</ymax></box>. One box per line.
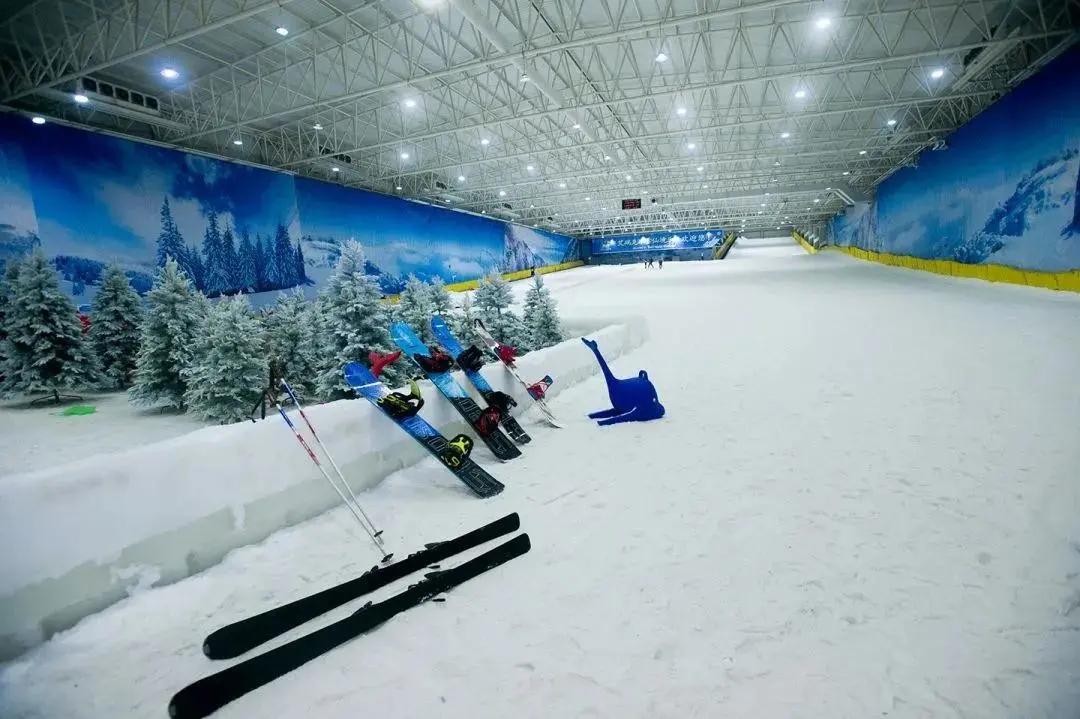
<box><xmin>202</xmin><ymin>514</ymin><xmax>520</xmax><ymax>660</ymax></box>
<box><xmin>170</xmin><ymin>534</ymin><xmax>531</xmax><ymax>719</ymax></box>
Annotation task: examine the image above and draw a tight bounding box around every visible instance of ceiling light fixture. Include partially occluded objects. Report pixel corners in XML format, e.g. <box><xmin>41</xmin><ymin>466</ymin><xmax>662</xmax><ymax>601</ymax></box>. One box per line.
<box><xmin>676</xmin><ymin>107</ymin><xmax>687</xmax><ymax>116</ymax></box>
<box><xmin>655</xmin><ymin>52</ymin><xmax>669</xmax><ymax>63</ymax></box>
<box><xmin>331</xmin><ymin>166</ymin><xmax>340</xmax><ymax>172</ymax></box>
<box><xmin>625</xmin><ymin>174</ymin><xmax>632</xmax><ymax>181</ymax></box>
<box><xmin>604</xmin><ymin>155</ymin><xmax>611</xmax><ymax>161</ymax></box>
<box><xmin>573</xmin><ymin>123</ymin><xmax>581</xmax><ymax>129</ymax></box>
<box><xmin>404</xmin><ymin>98</ymin><xmax>417</xmax><ymax>108</ymax></box>
<box><xmin>814</xmin><ymin>198</ymin><xmax>821</xmax><ymax>203</ymax></box>
<box><xmin>585</xmin><ymin>196</ymin><xmax>591</xmax><ymax>201</ymax></box>
<box><xmin>526</xmin><ymin>164</ymin><xmax>535</xmax><ymax>171</ymax></box>
<box><xmin>232</xmin><ymin>138</ymin><xmax>243</xmax><ymax>145</ymax></box>
<box><xmin>457</xmin><ymin>175</ymin><xmax>466</xmax><ymax>182</ymax></box>
<box><xmin>313</xmin><ymin>123</ymin><xmax>323</xmax><ymax>130</ymax></box>
<box><xmin>781</xmin><ymin>132</ymin><xmax>790</xmax><ymax>139</ymax></box>
<box><xmin>499</xmin><ymin>190</ymin><xmax>507</xmax><ymax>197</ymax></box>
<box><xmin>794</xmin><ymin>89</ymin><xmax>807</xmax><ymax>99</ymax></box>
<box><xmin>859</xmin><ymin>149</ymin><xmax>867</xmax><ymax>155</ymax></box>
<box><xmin>160</xmin><ymin>67</ymin><xmax>180</xmax><ymax>80</ymax></box>
<box><xmin>815</xmin><ymin>17</ymin><xmax>832</xmax><ymax>29</ymax></box>
<box><xmin>481</xmin><ymin>138</ymin><xmax>490</xmax><ymax>146</ymax></box>
<box><xmin>559</xmin><ymin>182</ymin><xmax>567</xmax><ymax>189</ymax></box>
<box><xmin>73</xmin><ymin>93</ymin><xmax>89</xmax><ymax>104</ymax></box>
<box><xmin>519</xmin><ymin>72</ymin><xmax>530</xmax><ymax>83</ymax></box>
<box><xmin>31</xmin><ymin>116</ymin><xmax>46</xmax><ymax>125</ymax></box>
<box><xmin>931</xmin><ymin>67</ymin><xmax>945</xmax><ymax>79</ymax></box>
<box><xmin>842</xmin><ymin>171</ymin><xmax>850</xmax><ymax>175</ymax></box>
<box><xmin>275</xmin><ymin>26</ymin><xmax>289</xmax><ymax>36</ymax></box>
<box><xmin>887</xmin><ymin>119</ymin><xmax>897</xmax><ymax>126</ymax></box>
<box><xmin>697</xmin><ymin>166</ymin><xmax>704</xmax><ymax>172</ymax></box>
<box><xmin>400</xmin><ymin>151</ymin><xmax>409</xmax><ymax>159</ymax></box>
<box><xmin>686</xmin><ymin>142</ymin><xmax>696</xmax><ymax>150</ymax></box>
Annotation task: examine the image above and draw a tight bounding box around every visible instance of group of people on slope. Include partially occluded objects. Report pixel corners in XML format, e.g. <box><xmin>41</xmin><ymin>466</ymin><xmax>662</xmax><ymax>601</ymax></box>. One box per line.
<box><xmin>643</xmin><ymin>257</ymin><xmax>664</xmax><ymax>269</ymax></box>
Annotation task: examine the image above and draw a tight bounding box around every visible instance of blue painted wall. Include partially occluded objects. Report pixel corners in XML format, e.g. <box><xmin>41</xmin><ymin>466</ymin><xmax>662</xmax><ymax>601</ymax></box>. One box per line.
<box><xmin>0</xmin><ymin>113</ymin><xmax>581</xmax><ymax>302</ymax></box>
<box><xmin>827</xmin><ymin>48</ymin><xmax>1080</xmax><ymax>272</ymax></box>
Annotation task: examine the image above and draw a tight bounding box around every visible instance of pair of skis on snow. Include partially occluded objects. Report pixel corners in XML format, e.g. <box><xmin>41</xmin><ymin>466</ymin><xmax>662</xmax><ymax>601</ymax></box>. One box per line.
<box><xmin>169</xmin><ymin>514</ymin><xmax>530</xmax><ymax>719</ymax></box>
<box><xmin>345</xmin><ymin>318</ymin><xmax>558</xmax><ymax>499</ymax></box>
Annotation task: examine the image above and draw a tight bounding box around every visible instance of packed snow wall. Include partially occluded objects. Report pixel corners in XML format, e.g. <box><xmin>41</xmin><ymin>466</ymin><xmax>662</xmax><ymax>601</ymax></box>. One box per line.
<box><xmin>825</xmin><ymin>47</ymin><xmax>1080</xmax><ymax>273</ymax></box>
<box><xmin>0</xmin><ymin>113</ymin><xmax>581</xmax><ymax>306</ymax></box>
<box><xmin>0</xmin><ymin>319</ymin><xmax>646</xmax><ymax>661</ymax></box>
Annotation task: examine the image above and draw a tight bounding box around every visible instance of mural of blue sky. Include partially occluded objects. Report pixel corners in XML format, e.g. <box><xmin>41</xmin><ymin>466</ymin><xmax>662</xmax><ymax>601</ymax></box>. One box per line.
<box><xmin>592</xmin><ymin>229</ymin><xmax>724</xmax><ymax>254</ymax></box>
<box><xmin>295</xmin><ymin>177</ymin><xmax>505</xmax><ymax>288</ymax></box>
<box><xmin>828</xmin><ymin>48</ymin><xmax>1079</xmax><ymax>272</ymax></box>
<box><xmin>3</xmin><ymin>115</ymin><xmax>301</xmax><ymax>269</ymax></box>
<box><xmin>0</xmin><ymin>131</ymin><xmax>39</xmax><ymax>263</ymax></box>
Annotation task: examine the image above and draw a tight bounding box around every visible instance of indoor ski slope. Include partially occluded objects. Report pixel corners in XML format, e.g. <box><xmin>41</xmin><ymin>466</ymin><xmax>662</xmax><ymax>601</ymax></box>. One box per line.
<box><xmin>3</xmin><ymin>248</ymin><xmax>1080</xmax><ymax>718</ymax></box>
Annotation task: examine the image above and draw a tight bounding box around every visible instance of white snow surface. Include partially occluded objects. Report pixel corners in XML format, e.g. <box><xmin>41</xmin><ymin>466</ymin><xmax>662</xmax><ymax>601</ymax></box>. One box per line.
<box><xmin>4</xmin><ymin>255</ymin><xmax>1080</xmax><ymax>718</ymax></box>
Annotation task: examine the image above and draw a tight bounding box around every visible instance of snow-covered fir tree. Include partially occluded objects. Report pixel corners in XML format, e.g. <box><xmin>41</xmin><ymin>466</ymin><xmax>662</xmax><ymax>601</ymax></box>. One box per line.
<box><xmin>429</xmin><ymin>276</ymin><xmax>453</xmax><ymax>317</ymax></box>
<box><xmin>293</xmin><ymin>242</ymin><xmax>307</xmax><ymax>284</ymax></box>
<box><xmin>1</xmin><ymin>250</ymin><xmax>97</xmax><ymax>399</ymax></box>
<box><xmin>473</xmin><ymin>273</ymin><xmax>529</xmax><ymax>349</ymax></box>
<box><xmin>202</xmin><ymin>212</ymin><xmax>231</xmax><ymax>295</ymax></box>
<box><xmin>0</xmin><ymin>258</ymin><xmax>23</xmax><ymax>386</ymax></box>
<box><xmin>89</xmin><ymin>264</ymin><xmax>144</xmax><ymax>390</ymax></box>
<box><xmin>236</xmin><ymin>230</ymin><xmax>258</xmax><ymax>291</ymax></box>
<box><xmin>221</xmin><ymin>223</ymin><xmax>239</xmax><ymax>291</ymax></box>
<box><xmin>183</xmin><ymin>294</ymin><xmax>267</xmax><ymax>423</ymax></box>
<box><xmin>265</xmin><ymin>290</ymin><xmax>320</xmax><ymax>400</ymax></box>
<box><xmin>129</xmin><ymin>259</ymin><xmax>205</xmax><ymax>409</ymax></box>
<box><xmin>451</xmin><ymin>292</ymin><xmax>483</xmax><ymax>348</ymax></box>
<box><xmin>156</xmin><ymin>197</ymin><xmax>186</xmax><ymax>266</ymax></box>
<box><xmin>315</xmin><ymin>241</ymin><xmax>403</xmax><ymax>397</ymax></box>
<box><xmin>394</xmin><ymin>275</ymin><xmax>434</xmax><ymax>342</ymax></box>
<box><xmin>522</xmin><ymin>273</ymin><xmax>562</xmax><ymax>349</ymax></box>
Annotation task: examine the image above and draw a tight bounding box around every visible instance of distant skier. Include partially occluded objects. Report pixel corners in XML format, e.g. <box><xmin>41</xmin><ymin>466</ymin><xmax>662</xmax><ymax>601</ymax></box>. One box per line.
<box><xmin>658</xmin><ymin>258</ymin><xmax>664</xmax><ymax>269</ymax></box>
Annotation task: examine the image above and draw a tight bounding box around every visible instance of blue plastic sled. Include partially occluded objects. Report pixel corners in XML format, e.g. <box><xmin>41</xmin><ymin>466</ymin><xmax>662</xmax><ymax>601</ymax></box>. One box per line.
<box><xmin>581</xmin><ymin>338</ymin><xmax>665</xmax><ymax>426</ymax></box>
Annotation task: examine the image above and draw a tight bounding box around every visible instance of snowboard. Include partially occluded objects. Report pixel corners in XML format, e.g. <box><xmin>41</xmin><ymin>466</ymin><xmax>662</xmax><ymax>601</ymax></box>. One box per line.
<box><xmin>169</xmin><ymin>533</ymin><xmax>531</xmax><ymax>719</ymax></box>
<box><xmin>474</xmin><ymin>320</ymin><xmax>561</xmax><ymax>428</ymax></box>
<box><xmin>391</xmin><ymin>323</ymin><xmax>522</xmax><ymax>461</ymax></box>
<box><xmin>202</xmin><ymin>513</ymin><xmax>520</xmax><ymax>659</ymax></box>
<box><xmin>343</xmin><ymin>362</ymin><xmax>503</xmax><ymax>498</ymax></box>
<box><xmin>430</xmin><ymin>315</ymin><xmax>531</xmax><ymax>444</ymax></box>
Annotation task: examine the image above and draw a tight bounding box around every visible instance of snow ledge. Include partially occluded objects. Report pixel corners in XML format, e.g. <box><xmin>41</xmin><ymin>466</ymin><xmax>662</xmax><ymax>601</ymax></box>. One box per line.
<box><xmin>0</xmin><ymin>317</ymin><xmax>648</xmax><ymax>660</ymax></box>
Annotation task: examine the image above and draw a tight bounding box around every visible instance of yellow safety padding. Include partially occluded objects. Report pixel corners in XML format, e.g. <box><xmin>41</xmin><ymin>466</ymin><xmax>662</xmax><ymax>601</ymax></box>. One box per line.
<box><xmin>826</xmin><ymin>246</ymin><xmax>1079</xmax><ymax>294</ymax></box>
<box><xmin>791</xmin><ymin>230</ymin><xmax>817</xmax><ymax>254</ymax></box>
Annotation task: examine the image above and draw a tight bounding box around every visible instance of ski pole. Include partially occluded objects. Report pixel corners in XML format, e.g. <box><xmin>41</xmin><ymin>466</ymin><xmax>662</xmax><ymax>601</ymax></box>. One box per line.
<box><xmin>265</xmin><ymin>390</ymin><xmax>390</xmax><ymax>562</ymax></box>
<box><xmin>280</xmin><ymin>380</ymin><xmax>385</xmax><ymax>541</ymax></box>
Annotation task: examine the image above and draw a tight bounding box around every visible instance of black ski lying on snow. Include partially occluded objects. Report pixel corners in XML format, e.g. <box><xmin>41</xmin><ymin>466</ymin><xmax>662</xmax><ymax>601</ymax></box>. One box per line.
<box><xmin>169</xmin><ymin>533</ymin><xmax>531</xmax><ymax>719</ymax></box>
<box><xmin>202</xmin><ymin>513</ymin><xmax>521</xmax><ymax>660</ymax></box>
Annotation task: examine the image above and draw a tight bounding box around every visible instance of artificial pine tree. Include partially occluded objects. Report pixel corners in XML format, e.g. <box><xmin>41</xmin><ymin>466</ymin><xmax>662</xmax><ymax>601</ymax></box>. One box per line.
<box><xmin>473</xmin><ymin>273</ymin><xmax>529</xmax><ymax>349</ymax></box>
<box><xmin>394</xmin><ymin>275</ymin><xmax>434</xmax><ymax>342</ymax></box>
<box><xmin>429</xmin><ymin>276</ymin><xmax>453</xmax><ymax>316</ymax></box>
<box><xmin>129</xmin><ymin>259</ymin><xmax>205</xmax><ymax>409</ymax></box>
<box><xmin>89</xmin><ymin>264</ymin><xmax>143</xmax><ymax>390</ymax></box>
<box><xmin>315</xmin><ymin>241</ymin><xmax>403</xmax><ymax>397</ymax></box>
<box><xmin>265</xmin><ymin>290</ymin><xmax>320</xmax><ymax>399</ymax></box>
<box><xmin>451</xmin><ymin>292</ymin><xmax>483</xmax><ymax>347</ymax></box>
<box><xmin>183</xmin><ymin>294</ymin><xmax>266</xmax><ymax>423</ymax></box>
<box><xmin>156</xmin><ymin>197</ymin><xmax>186</xmax><ymax>267</ymax></box>
<box><xmin>1</xmin><ymin>250</ymin><xmax>97</xmax><ymax>400</ymax></box>
<box><xmin>0</xmin><ymin>258</ymin><xmax>23</xmax><ymax>386</ymax></box>
<box><xmin>522</xmin><ymin>273</ymin><xmax>562</xmax><ymax>349</ymax></box>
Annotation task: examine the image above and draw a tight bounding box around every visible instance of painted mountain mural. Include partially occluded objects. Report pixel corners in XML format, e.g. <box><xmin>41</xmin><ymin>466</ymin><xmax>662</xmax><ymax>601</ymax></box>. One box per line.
<box><xmin>0</xmin><ymin>110</ymin><xmax>580</xmax><ymax>304</ymax></box>
<box><xmin>826</xmin><ymin>47</ymin><xmax>1079</xmax><ymax>273</ymax></box>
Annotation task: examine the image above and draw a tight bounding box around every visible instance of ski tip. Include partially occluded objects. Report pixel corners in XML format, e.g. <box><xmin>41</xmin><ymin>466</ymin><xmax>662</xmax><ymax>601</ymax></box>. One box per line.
<box><xmin>432</xmin><ymin>596</ymin><xmax>447</xmax><ymax>603</ymax></box>
<box><xmin>380</xmin><ymin>553</ymin><xmax>394</xmax><ymax>564</ymax></box>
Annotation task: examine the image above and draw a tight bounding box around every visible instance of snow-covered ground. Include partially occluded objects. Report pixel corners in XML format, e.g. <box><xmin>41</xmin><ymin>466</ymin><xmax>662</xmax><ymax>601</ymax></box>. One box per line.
<box><xmin>0</xmin><ymin>393</ymin><xmax>208</xmax><ymax>477</ymax></box>
<box><xmin>4</xmin><ymin>252</ymin><xmax>1080</xmax><ymax>718</ymax></box>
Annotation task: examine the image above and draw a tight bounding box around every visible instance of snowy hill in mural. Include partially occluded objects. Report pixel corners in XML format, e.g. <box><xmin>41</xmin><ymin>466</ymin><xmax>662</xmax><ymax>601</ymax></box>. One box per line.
<box><xmin>962</xmin><ymin>149</ymin><xmax>1079</xmax><ymax>269</ymax></box>
<box><xmin>502</xmin><ymin>224</ymin><xmax>580</xmax><ymax>271</ymax></box>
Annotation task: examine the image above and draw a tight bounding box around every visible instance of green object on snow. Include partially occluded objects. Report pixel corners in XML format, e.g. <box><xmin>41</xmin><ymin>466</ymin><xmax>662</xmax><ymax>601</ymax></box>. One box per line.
<box><xmin>60</xmin><ymin>405</ymin><xmax>96</xmax><ymax>416</ymax></box>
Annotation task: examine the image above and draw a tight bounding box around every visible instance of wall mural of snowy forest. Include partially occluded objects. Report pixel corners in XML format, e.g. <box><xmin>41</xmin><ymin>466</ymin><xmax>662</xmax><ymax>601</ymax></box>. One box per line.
<box><xmin>826</xmin><ymin>47</ymin><xmax>1080</xmax><ymax>272</ymax></box>
<box><xmin>0</xmin><ymin>112</ymin><xmax>581</xmax><ymax>304</ymax></box>
<box><xmin>591</xmin><ymin>229</ymin><xmax>725</xmax><ymax>255</ymax></box>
